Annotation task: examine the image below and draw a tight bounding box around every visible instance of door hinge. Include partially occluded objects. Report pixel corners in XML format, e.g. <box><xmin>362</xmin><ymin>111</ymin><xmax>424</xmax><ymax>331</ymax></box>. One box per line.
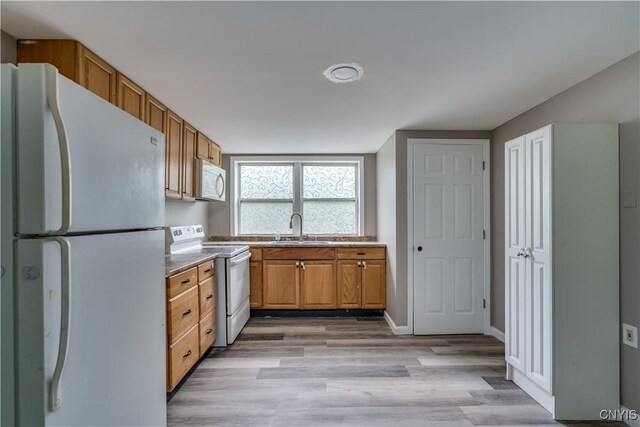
<box><xmin>483</xmin><ymin>230</ymin><xmax>486</xmax><ymax>240</ymax></box>
<box><xmin>482</xmin><ymin>161</ymin><xmax>486</xmax><ymax>171</ymax></box>
<box><xmin>483</xmin><ymin>299</ymin><xmax>486</xmax><ymax>309</ymax></box>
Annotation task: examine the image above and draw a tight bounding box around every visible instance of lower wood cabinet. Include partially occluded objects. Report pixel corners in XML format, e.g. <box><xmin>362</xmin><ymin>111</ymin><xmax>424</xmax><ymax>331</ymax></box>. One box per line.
<box><xmin>254</xmin><ymin>247</ymin><xmax>385</xmax><ymax>310</ymax></box>
<box><xmin>263</xmin><ymin>261</ymin><xmax>299</xmax><ymax>308</ymax></box>
<box><xmin>300</xmin><ymin>261</ymin><xmax>336</xmax><ymax>309</ymax></box>
<box><xmin>166</xmin><ymin>260</ymin><xmax>217</xmax><ymax>391</ymax></box>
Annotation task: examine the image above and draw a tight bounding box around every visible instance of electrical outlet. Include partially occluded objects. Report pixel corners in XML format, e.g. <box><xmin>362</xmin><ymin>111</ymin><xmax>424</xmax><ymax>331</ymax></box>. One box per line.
<box><xmin>622</xmin><ymin>323</ymin><xmax>638</xmax><ymax>349</ymax></box>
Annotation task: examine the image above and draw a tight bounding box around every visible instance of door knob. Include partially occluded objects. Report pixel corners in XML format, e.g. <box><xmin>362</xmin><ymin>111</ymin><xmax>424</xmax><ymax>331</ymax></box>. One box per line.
<box><xmin>417</xmin><ymin>246</ymin><xmax>423</xmax><ymax>252</ymax></box>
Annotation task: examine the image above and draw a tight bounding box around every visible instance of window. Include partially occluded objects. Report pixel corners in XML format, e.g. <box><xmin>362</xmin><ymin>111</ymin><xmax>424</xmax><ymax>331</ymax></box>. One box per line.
<box><xmin>232</xmin><ymin>157</ymin><xmax>363</xmax><ymax>235</ymax></box>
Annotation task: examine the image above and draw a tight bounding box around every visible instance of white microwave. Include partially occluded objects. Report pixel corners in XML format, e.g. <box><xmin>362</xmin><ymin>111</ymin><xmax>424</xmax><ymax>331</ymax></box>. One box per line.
<box><xmin>196</xmin><ymin>159</ymin><xmax>226</xmax><ymax>201</ymax></box>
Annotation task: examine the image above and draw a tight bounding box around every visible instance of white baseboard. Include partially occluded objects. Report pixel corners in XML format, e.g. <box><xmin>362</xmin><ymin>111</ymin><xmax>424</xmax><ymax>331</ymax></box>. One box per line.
<box><xmin>490</xmin><ymin>326</ymin><xmax>505</xmax><ymax>342</ymax></box>
<box><xmin>621</xmin><ymin>405</ymin><xmax>640</xmax><ymax>427</ymax></box>
<box><xmin>384</xmin><ymin>311</ymin><xmax>411</xmax><ymax>335</ymax></box>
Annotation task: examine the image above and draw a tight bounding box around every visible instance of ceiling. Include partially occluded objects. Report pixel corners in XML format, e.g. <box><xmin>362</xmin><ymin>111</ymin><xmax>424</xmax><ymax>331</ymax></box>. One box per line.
<box><xmin>2</xmin><ymin>1</ymin><xmax>638</xmax><ymax>154</ymax></box>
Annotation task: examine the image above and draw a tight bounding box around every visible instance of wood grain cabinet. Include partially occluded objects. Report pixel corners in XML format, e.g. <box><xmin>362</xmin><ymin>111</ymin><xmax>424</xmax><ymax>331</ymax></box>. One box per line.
<box><xmin>165</xmin><ymin>110</ymin><xmax>183</xmax><ymax>199</ymax></box>
<box><xmin>18</xmin><ymin>38</ymin><xmax>224</xmax><ymax>203</ymax></box>
<box><xmin>182</xmin><ymin>122</ymin><xmax>197</xmax><ymax>201</ymax></box>
<box><xmin>166</xmin><ymin>260</ymin><xmax>217</xmax><ymax>391</ymax></box>
<box><xmin>255</xmin><ymin>246</ymin><xmax>384</xmax><ymax>310</ymax></box>
<box><xmin>18</xmin><ymin>39</ymin><xmax>117</xmax><ymax>103</ymax></box>
<box><xmin>116</xmin><ymin>73</ymin><xmax>146</xmax><ymax>121</ymax></box>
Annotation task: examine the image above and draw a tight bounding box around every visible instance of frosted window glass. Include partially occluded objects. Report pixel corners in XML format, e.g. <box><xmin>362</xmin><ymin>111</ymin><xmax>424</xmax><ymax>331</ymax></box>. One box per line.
<box><xmin>240</xmin><ymin>202</ymin><xmax>293</xmax><ymax>235</ymax></box>
<box><xmin>303</xmin><ymin>201</ymin><xmax>356</xmax><ymax>234</ymax></box>
<box><xmin>303</xmin><ymin>165</ymin><xmax>356</xmax><ymax>199</ymax></box>
<box><xmin>240</xmin><ymin>165</ymin><xmax>293</xmax><ymax>199</ymax></box>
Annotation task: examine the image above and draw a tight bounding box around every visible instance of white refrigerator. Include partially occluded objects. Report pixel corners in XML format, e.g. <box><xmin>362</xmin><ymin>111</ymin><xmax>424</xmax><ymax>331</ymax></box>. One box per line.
<box><xmin>1</xmin><ymin>63</ymin><xmax>167</xmax><ymax>426</ymax></box>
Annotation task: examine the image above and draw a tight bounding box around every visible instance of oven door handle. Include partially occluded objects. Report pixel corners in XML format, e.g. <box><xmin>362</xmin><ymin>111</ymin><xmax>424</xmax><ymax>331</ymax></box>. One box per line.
<box><xmin>229</xmin><ymin>252</ymin><xmax>252</xmax><ymax>265</ymax></box>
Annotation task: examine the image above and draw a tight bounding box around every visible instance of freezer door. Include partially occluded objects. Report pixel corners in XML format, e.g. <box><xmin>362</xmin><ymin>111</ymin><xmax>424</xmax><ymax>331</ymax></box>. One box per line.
<box><xmin>16</xmin><ymin>230</ymin><xmax>166</xmax><ymax>426</ymax></box>
<box><xmin>17</xmin><ymin>63</ymin><xmax>164</xmax><ymax>235</ymax></box>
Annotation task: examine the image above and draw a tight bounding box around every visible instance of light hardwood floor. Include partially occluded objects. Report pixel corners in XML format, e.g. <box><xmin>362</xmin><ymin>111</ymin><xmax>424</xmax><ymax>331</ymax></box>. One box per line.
<box><xmin>168</xmin><ymin>317</ymin><xmax>622</xmax><ymax>427</ymax></box>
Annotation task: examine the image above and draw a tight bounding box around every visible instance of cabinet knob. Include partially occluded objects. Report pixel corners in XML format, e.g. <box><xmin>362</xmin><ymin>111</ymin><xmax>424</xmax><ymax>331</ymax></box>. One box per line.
<box><xmin>183</xmin><ymin>350</ymin><xmax>192</xmax><ymax>359</ymax></box>
<box><xmin>182</xmin><ymin>308</ymin><xmax>192</xmax><ymax>317</ymax></box>
<box><xmin>362</xmin><ymin>261</ymin><xmax>367</xmax><ymax>270</ymax></box>
<box><xmin>300</xmin><ymin>261</ymin><xmax>306</xmax><ymax>270</ymax></box>
<box><xmin>206</xmin><ymin>294</ymin><xmax>214</xmax><ymax>300</ymax></box>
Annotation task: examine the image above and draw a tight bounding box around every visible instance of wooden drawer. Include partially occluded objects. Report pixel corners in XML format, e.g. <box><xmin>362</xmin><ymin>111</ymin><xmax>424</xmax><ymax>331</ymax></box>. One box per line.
<box><xmin>250</xmin><ymin>248</ymin><xmax>263</xmax><ymax>261</ymax></box>
<box><xmin>198</xmin><ymin>276</ymin><xmax>216</xmax><ymax>318</ymax></box>
<box><xmin>263</xmin><ymin>247</ymin><xmax>336</xmax><ymax>260</ymax></box>
<box><xmin>337</xmin><ymin>247</ymin><xmax>386</xmax><ymax>260</ymax></box>
<box><xmin>167</xmin><ymin>267</ymin><xmax>197</xmax><ymax>299</ymax></box>
<box><xmin>198</xmin><ymin>261</ymin><xmax>215</xmax><ymax>282</ymax></box>
<box><xmin>167</xmin><ymin>286</ymin><xmax>199</xmax><ymax>345</ymax></box>
<box><xmin>199</xmin><ymin>310</ymin><xmax>216</xmax><ymax>357</ymax></box>
<box><xmin>167</xmin><ymin>324</ymin><xmax>199</xmax><ymax>391</ymax></box>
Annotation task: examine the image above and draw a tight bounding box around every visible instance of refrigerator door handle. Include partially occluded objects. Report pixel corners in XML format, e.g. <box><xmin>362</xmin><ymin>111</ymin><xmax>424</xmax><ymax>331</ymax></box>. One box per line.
<box><xmin>47</xmin><ymin>236</ymin><xmax>71</xmax><ymax>412</ymax></box>
<box><xmin>46</xmin><ymin>66</ymin><xmax>73</xmax><ymax>235</ymax></box>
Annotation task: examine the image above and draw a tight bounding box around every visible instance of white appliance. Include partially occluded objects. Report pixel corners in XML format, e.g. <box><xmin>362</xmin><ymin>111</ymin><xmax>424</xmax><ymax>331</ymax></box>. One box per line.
<box><xmin>165</xmin><ymin>226</ymin><xmax>250</xmax><ymax>346</ymax></box>
<box><xmin>196</xmin><ymin>159</ymin><xmax>226</xmax><ymax>201</ymax></box>
<box><xmin>504</xmin><ymin>124</ymin><xmax>619</xmax><ymax>420</ymax></box>
<box><xmin>1</xmin><ymin>64</ymin><xmax>167</xmax><ymax>426</ymax></box>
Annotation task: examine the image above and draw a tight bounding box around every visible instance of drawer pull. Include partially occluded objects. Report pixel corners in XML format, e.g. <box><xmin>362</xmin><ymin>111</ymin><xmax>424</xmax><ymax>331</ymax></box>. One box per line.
<box><xmin>206</xmin><ymin>294</ymin><xmax>214</xmax><ymax>300</ymax></box>
<box><xmin>180</xmin><ymin>279</ymin><xmax>191</xmax><ymax>285</ymax></box>
<box><xmin>183</xmin><ymin>350</ymin><xmax>192</xmax><ymax>359</ymax></box>
<box><xmin>205</xmin><ymin>328</ymin><xmax>213</xmax><ymax>335</ymax></box>
<box><xmin>204</xmin><ymin>269</ymin><xmax>212</xmax><ymax>273</ymax></box>
<box><xmin>182</xmin><ymin>308</ymin><xmax>192</xmax><ymax>317</ymax></box>
<box><xmin>357</xmin><ymin>252</ymin><xmax>366</xmax><ymax>255</ymax></box>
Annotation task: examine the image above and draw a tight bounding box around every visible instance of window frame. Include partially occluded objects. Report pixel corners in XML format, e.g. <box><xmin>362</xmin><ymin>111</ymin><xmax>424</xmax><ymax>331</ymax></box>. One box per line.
<box><xmin>230</xmin><ymin>156</ymin><xmax>364</xmax><ymax>236</ymax></box>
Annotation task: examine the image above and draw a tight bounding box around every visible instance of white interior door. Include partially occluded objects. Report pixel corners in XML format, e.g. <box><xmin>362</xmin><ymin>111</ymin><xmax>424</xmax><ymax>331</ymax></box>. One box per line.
<box><xmin>504</xmin><ymin>136</ymin><xmax>527</xmax><ymax>371</ymax></box>
<box><xmin>413</xmin><ymin>143</ymin><xmax>485</xmax><ymax>335</ymax></box>
<box><xmin>524</xmin><ymin>127</ymin><xmax>552</xmax><ymax>393</ymax></box>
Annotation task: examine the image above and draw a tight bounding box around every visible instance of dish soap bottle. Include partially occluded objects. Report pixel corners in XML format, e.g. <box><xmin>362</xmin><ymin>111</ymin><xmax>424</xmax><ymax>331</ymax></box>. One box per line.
<box><xmin>274</xmin><ymin>232</ymin><xmax>281</xmax><ymax>243</ymax></box>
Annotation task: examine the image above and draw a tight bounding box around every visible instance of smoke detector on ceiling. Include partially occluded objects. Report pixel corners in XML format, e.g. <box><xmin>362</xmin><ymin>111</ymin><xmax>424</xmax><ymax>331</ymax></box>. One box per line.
<box><xmin>323</xmin><ymin>63</ymin><xmax>364</xmax><ymax>84</ymax></box>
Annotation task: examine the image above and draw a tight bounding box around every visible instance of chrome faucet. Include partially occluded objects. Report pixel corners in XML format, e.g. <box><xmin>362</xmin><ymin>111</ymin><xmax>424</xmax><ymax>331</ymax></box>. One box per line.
<box><xmin>289</xmin><ymin>212</ymin><xmax>303</xmax><ymax>240</ymax></box>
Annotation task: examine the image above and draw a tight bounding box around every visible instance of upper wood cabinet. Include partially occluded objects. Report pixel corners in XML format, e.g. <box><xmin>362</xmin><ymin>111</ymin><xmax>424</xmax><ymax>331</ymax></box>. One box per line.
<box><xmin>165</xmin><ymin>110</ymin><xmax>183</xmax><ymax>199</ymax></box>
<box><xmin>116</xmin><ymin>73</ymin><xmax>146</xmax><ymax>121</ymax></box>
<box><xmin>79</xmin><ymin>48</ymin><xmax>117</xmax><ymax>103</ymax></box>
<box><xmin>300</xmin><ymin>261</ymin><xmax>337</xmax><ymax>309</ymax></box>
<box><xmin>182</xmin><ymin>122</ymin><xmax>197</xmax><ymax>201</ymax></box>
<box><xmin>145</xmin><ymin>94</ymin><xmax>168</xmax><ymax>133</ymax></box>
<box><xmin>209</xmin><ymin>141</ymin><xmax>222</xmax><ymax>167</ymax></box>
<box><xmin>18</xmin><ymin>39</ymin><xmax>223</xmax><ymax>202</ymax></box>
<box><xmin>18</xmin><ymin>40</ymin><xmax>116</xmax><ymax>103</ymax></box>
<box><xmin>262</xmin><ymin>261</ymin><xmax>299</xmax><ymax>309</ymax></box>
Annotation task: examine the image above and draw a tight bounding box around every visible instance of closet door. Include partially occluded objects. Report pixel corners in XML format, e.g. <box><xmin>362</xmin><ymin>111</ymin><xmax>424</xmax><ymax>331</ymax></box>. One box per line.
<box><xmin>504</xmin><ymin>136</ymin><xmax>526</xmax><ymax>372</ymax></box>
<box><xmin>524</xmin><ymin>126</ymin><xmax>553</xmax><ymax>393</ymax></box>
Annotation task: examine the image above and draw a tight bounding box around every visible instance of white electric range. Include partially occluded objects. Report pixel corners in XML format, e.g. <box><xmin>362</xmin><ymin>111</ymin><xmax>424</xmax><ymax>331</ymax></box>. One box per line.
<box><xmin>166</xmin><ymin>225</ymin><xmax>251</xmax><ymax>345</ymax></box>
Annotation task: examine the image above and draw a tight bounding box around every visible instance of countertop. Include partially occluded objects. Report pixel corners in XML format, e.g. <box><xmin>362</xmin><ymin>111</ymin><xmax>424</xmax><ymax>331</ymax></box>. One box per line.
<box><xmin>205</xmin><ymin>241</ymin><xmax>387</xmax><ymax>248</ymax></box>
<box><xmin>165</xmin><ymin>252</ymin><xmax>219</xmax><ymax>278</ymax></box>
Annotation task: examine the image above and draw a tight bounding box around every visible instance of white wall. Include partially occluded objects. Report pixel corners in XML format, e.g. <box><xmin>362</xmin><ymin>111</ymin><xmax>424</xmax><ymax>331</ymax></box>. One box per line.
<box><xmin>165</xmin><ymin>201</ymin><xmax>210</xmax><ymax>235</ymax></box>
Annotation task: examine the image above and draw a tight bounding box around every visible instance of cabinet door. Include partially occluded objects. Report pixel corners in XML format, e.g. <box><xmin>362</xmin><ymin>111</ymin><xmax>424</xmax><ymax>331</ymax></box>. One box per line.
<box><xmin>249</xmin><ymin>261</ymin><xmax>263</xmax><ymax>308</ymax></box>
<box><xmin>504</xmin><ymin>136</ymin><xmax>527</xmax><ymax>372</ymax></box>
<box><xmin>262</xmin><ymin>261</ymin><xmax>299</xmax><ymax>308</ymax></box>
<box><xmin>361</xmin><ymin>261</ymin><xmax>385</xmax><ymax>309</ymax></box>
<box><xmin>196</xmin><ymin>132</ymin><xmax>210</xmax><ymax>160</ymax></box>
<box><xmin>78</xmin><ymin>47</ymin><xmax>116</xmax><ymax>103</ymax></box>
<box><xmin>165</xmin><ymin>110</ymin><xmax>183</xmax><ymax>199</ymax></box>
<box><xmin>337</xmin><ymin>261</ymin><xmax>361</xmax><ymax>308</ymax></box>
<box><xmin>209</xmin><ymin>141</ymin><xmax>222</xmax><ymax>166</ymax></box>
<box><xmin>300</xmin><ymin>261</ymin><xmax>337</xmax><ymax>309</ymax></box>
<box><xmin>116</xmin><ymin>73</ymin><xmax>146</xmax><ymax>121</ymax></box>
<box><xmin>524</xmin><ymin>127</ymin><xmax>552</xmax><ymax>393</ymax></box>
<box><xmin>145</xmin><ymin>94</ymin><xmax>167</xmax><ymax>134</ymax></box>
<box><xmin>182</xmin><ymin>122</ymin><xmax>197</xmax><ymax>201</ymax></box>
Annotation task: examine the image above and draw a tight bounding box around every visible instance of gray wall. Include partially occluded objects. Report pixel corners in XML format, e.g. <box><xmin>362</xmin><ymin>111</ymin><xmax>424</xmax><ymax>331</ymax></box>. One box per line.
<box><xmin>490</xmin><ymin>52</ymin><xmax>640</xmax><ymax>412</ymax></box>
<box><xmin>377</xmin><ymin>133</ymin><xmax>397</xmax><ymax>322</ymax></box>
<box><xmin>165</xmin><ymin>201</ymin><xmax>210</xmax><ymax>235</ymax></box>
<box><xmin>1</xmin><ymin>31</ymin><xmax>16</xmax><ymax>64</ymax></box>
<box><xmin>208</xmin><ymin>153</ymin><xmax>378</xmax><ymax>237</ymax></box>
